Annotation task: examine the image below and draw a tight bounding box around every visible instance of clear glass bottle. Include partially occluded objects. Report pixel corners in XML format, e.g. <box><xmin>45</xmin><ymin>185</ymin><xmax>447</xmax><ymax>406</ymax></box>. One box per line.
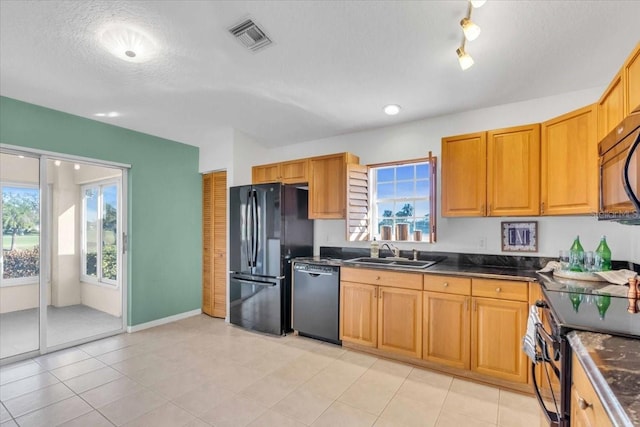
<box><xmin>370</xmin><ymin>237</ymin><xmax>379</xmax><ymax>258</ymax></box>
<box><xmin>594</xmin><ymin>235</ymin><xmax>612</xmax><ymax>271</ymax></box>
<box><xmin>569</xmin><ymin>236</ymin><xmax>585</xmax><ymax>272</ymax></box>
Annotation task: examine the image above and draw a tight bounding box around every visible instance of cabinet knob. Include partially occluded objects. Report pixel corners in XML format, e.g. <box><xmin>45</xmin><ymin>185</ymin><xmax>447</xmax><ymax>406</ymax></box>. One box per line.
<box><xmin>443</xmin><ymin>282</ymin><xmax>449</xmax><ymax>287</ymax></box>
<box><xmin>496</xmin><ymin>287</ymin><xmax>501</xmax><ymax>293</ymax></box>
<box><xmin>578</xmin><ymin>397</ymin><xmax>592</xmax><ymax>411</ymax></box>
<box><xmin>376</xmin><ymin>276</ymin><xmax>381</xmax><ymax>280</ymax></box>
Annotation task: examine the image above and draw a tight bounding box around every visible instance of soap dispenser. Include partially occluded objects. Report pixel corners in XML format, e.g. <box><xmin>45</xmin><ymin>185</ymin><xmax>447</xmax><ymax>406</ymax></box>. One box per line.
<box><xmin>370</xmin><ymin>238</ymin><xmax>380</xmax><ymax>258</ymax></box>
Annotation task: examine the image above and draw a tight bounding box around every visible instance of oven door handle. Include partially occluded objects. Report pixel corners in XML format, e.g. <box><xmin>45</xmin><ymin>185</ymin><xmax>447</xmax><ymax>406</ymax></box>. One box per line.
<box><xmin>536</xmin><ymin>323</ymin><xmax>562</xmax><ymax>362</ymax></box>
<box><xmin>531</xmin><ymin>362</ymin><xmax>561</xmax><ymax>427</ymax></box>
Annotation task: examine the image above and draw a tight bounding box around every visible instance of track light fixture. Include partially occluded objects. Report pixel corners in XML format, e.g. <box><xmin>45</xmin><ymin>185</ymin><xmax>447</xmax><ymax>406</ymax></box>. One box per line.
<box><xmin>456</xmin><ymin>0</ymin><xmax>485</xmax><ymax>70</ymax></box>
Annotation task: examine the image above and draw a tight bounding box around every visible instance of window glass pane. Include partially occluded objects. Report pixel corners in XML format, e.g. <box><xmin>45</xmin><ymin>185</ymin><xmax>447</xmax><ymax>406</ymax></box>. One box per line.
<box><xmin>102</xmin><ymin>185</ymin><xmax>118</xmax><ymax>281</ymax></box>
<box><xmin>377</xmin><ymin>168</ymin><xmax>394</xmax><ymax>183</ymax></box>
<box><xmin>394</xmin><ymin>202</ymin><xmax>414</xmax><ymax>218</ymax></box>
<box><xmin>415</xmin><ymin>200</ymin><xmax>430</xmax><ymax>217</ymax></box>
<box><xmin>2</xmin><ymin>186</ymin><xmax>40</xmax><ymax>279</ymax></box>
<box><xmin>416</xmin><ymin>179</ymin><xmax>429</xmax><ymax>195</ymax></box>
<box><xmin>396</xmin><ymin>165</ymin><xmax>414</xmax><ymax>181</ymax></box>
<box><xmin>396</xmin><ymin>181</ymin><xmax>414</xmax><ymax>198</ymax></box>
<box><xmin>84</xmin><ymin>188</ymin><xmax>98</xmax><ymax>277</ymax></box>
<box><xmin>377</xmin><ymin>182</ymin><xmax>394</xmax><ymax>199</ymax></box>
<box><xmin>415</xmin><ymin>216</ymin><xmax>430</xmax><ymax>234</ymax></box>
<box><xmin>416</xmin><ymin>163</ymin><xmax>429</xmax><ymax>179</ymax></box>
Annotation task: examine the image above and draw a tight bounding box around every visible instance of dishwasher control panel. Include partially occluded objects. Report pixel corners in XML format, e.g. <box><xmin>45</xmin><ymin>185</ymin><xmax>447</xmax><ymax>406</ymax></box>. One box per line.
<box><xmin>293</xmin><ymin>263</ymin><xmax>339</xmax><ymax>275</ymax></box>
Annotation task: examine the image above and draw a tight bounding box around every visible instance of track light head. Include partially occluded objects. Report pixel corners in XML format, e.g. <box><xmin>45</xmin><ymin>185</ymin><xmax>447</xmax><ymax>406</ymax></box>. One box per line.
<box><xmin>456</xmin><ymin>47</ymin><xmax>474</xmax><ymax>70</ymax></box>
<box><xmin>460</xmin><ymin>17</ymin><xmax>481</xmax><ymax>41</ymax></box>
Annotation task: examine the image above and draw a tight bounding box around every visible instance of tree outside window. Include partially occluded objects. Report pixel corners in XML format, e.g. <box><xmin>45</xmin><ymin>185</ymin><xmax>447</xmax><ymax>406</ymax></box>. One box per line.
<box><xmin>1</xmin><ymin>186</ymin><xmax>40</xmax><ymax>280</ymax></box>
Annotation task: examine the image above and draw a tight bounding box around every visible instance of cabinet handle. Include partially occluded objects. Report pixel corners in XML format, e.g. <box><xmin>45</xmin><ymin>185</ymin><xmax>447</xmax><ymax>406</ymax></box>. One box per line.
<box><xmin>496</xmin><ymin>287</ymin><xmax>501</xmax><ymax>293</ymax></box>
<box><xmin>473</xmin><ymin>300</ymin><xmax>477</xmax><ymax>311</ymax></box>
<box><xmin>443</xmin><ymin>282</ymin><xmax>449</xmax><ymax>287</ymax></box>
<box><xmin>481</xmin><ymin>204</ymin><xmax>485</xmax><ymax>216</ymax></box>
<box><xmin>374</xmin><ymin>287</ymin><xmax>377</xmax><ymax>299</ymax></box>
<box><xmin>376</xmin><ymin>276</ymin><xmax>381</xmax><ymax>281</ymax></box>
<box><xmin>578</xmin><ymin>397</ymin><xmax>592</xmax><ymax>411</ymax></box>
<box><xmin>541</xmin><ymin>202</ymin><xmax>545</xmax><ymax>214</ymax></box>
<box><xmin>464</xmin><ymin>298</ymin><xmax>468</xmax><ymax>311</ymax></box>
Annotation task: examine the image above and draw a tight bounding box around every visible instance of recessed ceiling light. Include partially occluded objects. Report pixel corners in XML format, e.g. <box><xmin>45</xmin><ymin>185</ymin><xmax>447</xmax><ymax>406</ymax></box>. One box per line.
<box><xmin>74</xmin><ymin>164</ymin><xmax>81</xmax><ymax>170</ymax></box>
<box><xmin>98</xmin><ymin>24</ymin><xmax>158</xmax><ymax>63</ymax></box>
<box><xmin>384</xmin><ymin>104</ymin><xmax>401</xmax><ymax>116</ymax></box>
<box><xmin>54</xmin><ymin>160</ymin><xmax>61</xmax><ymax>166</ymax></box>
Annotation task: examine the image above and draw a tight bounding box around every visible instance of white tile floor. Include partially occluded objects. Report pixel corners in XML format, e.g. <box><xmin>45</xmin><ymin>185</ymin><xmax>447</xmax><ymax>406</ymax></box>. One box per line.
<box><xmin>0</xmin><ymin>315</ymin><xmax>542</xmax><ymax>427</ymax></box>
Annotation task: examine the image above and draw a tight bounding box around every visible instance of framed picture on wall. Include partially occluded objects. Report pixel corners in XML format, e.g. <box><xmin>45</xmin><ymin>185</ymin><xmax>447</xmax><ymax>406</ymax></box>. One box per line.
<box><xmin>501</xmin><ymin>221</ymin><xmax>538</xmax><ymax>252</ymax></box>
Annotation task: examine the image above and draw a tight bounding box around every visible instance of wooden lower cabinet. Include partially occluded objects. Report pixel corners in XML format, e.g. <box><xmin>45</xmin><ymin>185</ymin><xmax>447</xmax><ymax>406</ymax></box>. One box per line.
<box><xmin>571</xmin><ymin>354</ymin><xmax>613</xmax><ymax>427</ymax></box>
<box><xmin>340</xmin><ymin>281</ymin><xmax>422</xmax><ymax>358</ymax></box>
<box><xmin>340</xmin><ymin>281</ymin><xmax>377</xmax><ymax>347</ymax></box>
<box><xmin>378</xmin><ymin>287</ymin><xmax>422</xmax><ymax>358</ymax></box>
<box><xmin>423</xmin><ymin>291</ymin><xmax>470</xmax><ymax>369</ymax></box>
<box><xmin>471</xmin><ymin>297</ymin><xmax>528</xmax><ymax>383</ymax></box>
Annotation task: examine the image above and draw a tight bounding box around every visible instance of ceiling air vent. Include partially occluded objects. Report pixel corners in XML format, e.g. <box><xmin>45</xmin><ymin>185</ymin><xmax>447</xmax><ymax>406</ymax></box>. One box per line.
<box><xmin>228</xmin><ymin>19</ymin><xmax>272</xmax><ymax>52</ymax></box>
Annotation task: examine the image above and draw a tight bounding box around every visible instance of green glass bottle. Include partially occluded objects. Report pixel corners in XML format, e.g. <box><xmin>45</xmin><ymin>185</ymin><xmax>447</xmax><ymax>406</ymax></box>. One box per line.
<box><xmin>595</xmin><ymin>235</ymin><xmax>612</xmax><ymax>271</ymax></box>
<box><xmin>569</xmin><ymin>236</ymin><xmax>584</xmax><ymax>272</ymax></box>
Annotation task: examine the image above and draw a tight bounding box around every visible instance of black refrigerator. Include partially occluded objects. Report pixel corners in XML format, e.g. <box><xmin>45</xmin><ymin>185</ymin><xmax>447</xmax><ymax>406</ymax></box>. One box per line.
<box><xmin>229</xmin><ymin>183</ymin><xmax>313</xmax><ymax>335</ymax></box>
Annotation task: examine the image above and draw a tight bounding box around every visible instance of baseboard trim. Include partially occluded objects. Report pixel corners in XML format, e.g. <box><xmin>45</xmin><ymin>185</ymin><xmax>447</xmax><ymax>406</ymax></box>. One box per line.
<box><xmin>126</xmin><ymin>308</ymin><xmax>202</xmax><ymax>333</ymax></box>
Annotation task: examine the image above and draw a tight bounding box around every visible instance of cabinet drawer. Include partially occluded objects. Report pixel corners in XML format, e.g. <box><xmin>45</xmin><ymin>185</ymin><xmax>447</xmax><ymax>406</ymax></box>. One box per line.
<box><xmin>341</xmin><ymin>267</ymin><xmax>422</xmax><ymax>290</ymax></box>
<box><xmin>423</xmin><ymin>275</ymin><xmax>471</xmax><ymax>295</ymax></box>
<box><xmin>572</xmin><ymin>354</ymin><xmax>613</xmax><ymax>427</ymax></box>
<box><xmin>472</xmin><ymin>279</ymin><xmax>528</xmax><ymax>301</ymax></box>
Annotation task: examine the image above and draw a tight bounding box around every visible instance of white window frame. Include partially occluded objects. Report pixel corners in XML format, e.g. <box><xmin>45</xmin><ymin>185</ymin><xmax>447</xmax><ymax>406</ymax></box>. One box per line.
<box><xmin>0</xmin><ymin>181</ymin><xmax>43</xmax><ymax>287</ymax></box>
<box><xmin>81</xmin><ymin>178</ymin><xmax>121</xmax><ymax>287</ymax></box>
<box><xmin>369</xmin><ymin>158</ymin><xmax>437</xmax><ymax>243</ymax></box>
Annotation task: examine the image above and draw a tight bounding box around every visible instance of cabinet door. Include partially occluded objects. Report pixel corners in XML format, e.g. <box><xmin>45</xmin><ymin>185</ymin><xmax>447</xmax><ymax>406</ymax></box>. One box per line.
<box><xmin>487</xmin><ymin>124</ymin><xmax>540</xmax><ymax>216</ymax></box>
<box><xmin>252</xmin><ymin>163</ymin><xmax>281</xmax><ymax>184</ymax></box>
<box><xmin>471</xmin><ymin>297</ymin><xmax>528</xmax><ymax>383</ymax></box>
<box><xmin>309</xmin><ymin>154</ymin><xmax>348</xmax><ymax>219</ymax></box>
<box><xmin>202</xmin><ymin>171</ymin><xmax>227</xmax><ymax>318</ymax></box>
<box><xmin>340</xmin><ymin>281</ymin><xmax>377</xmax><ymax>347</ymax></box>
<box><xmin>442</xmin><ymin>132</ymin><xmax>487</xmax><ymax>217</ymax></box>
<box><xmin>541</xmin><ymin>105</ymin><xmax>598</xmax><ymax>215</ymax></box>
<box><xmin>423</xmin><ymin>292</ymin><xmax>470</xmax><ymax>369</ymax></box>
<box><xmin>571</xmin><ymin>387</ymin><xmax>594</xmax><ymax>427</ymax></box>
<box><xmin>624</xmin><ymin>42</ymin><xmax>640</xmax><ymax>115</ymax></box>
<box><xmin>571</xmin><ymin>354</ymin><xmax>613</xmax><ymax>427</ymax></box>
<box><xmin>280</xmin><ymin>158</ymin><xmax>309</xmax><ymax>184</ymax></box>
<box><xmin>378</xmin><ymin>287</ymin><xmax>422</xmax><ymax>358</ymax></box>
<box><xmin>597</xmin><ymin>71</ymin><xmax>625</xmax><ymax>140</ymax></box>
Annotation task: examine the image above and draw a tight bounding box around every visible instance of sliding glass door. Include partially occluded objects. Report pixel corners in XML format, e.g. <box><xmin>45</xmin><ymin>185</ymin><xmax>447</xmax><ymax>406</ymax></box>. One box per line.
<box><xmin>0</xmin><ymin>148</ymin><xmax>128</xmax><ymax>361</ymax></box>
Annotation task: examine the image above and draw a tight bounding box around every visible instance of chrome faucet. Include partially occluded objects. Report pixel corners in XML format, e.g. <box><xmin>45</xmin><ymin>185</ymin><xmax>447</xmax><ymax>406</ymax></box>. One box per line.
<box><xmin>380</xmin><ymin>243</ymin><xmax>400</xmax><ymax>257</ymax></box>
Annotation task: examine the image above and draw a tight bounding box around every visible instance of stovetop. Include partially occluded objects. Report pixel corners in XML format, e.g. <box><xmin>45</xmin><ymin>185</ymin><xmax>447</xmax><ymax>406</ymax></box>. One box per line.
<box><xmin>542</xmin><ymin>286</ymin><xmax>640</xmax><ymax>339</ymax></box>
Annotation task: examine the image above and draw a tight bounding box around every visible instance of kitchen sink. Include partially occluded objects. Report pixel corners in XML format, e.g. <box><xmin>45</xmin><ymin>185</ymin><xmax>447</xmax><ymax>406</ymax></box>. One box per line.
<box><xmin>343</xmin><ymin>257</ymin><xmax>437</xmax><ymax>269</ymax></box>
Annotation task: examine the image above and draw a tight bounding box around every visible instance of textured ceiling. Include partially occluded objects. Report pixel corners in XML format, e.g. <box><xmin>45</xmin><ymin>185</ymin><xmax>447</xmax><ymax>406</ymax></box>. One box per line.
<box><xmin>1</xmin><ymin>1</ymin><xmax>639</xmax><ymax>149</ymax></box>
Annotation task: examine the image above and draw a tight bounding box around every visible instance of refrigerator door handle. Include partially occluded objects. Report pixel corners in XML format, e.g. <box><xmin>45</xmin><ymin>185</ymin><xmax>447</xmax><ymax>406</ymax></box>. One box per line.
<box><xmin>245</xmin><ymin>189</ymin><xmax>253</xmax><ymax>267</ymax></box>
<box><xmin>251</xmin><ymin>189</ymin><xmax>259</xmax><ymax>267</ymax></box>
<box><xmin>235</xmin><ymin>279</ymin><xmax>278</xmax><ymax>287</ymax></box>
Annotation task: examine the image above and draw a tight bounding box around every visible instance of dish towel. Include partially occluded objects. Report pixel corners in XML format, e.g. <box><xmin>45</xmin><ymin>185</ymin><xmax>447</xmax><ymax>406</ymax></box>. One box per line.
<box><xmin>536</xmin><ymin>261</ymin><xmax>561</xmax><ymax>273</ymax></box>
<box><xmin>522</xmin><ymin>305</ymin><xmax>541</xmax><ymax>363</ymax></box>
<box><xmin>593</xmin><ymin>269</ymin><xmax>639</xmax><ymax>285</ymax></box>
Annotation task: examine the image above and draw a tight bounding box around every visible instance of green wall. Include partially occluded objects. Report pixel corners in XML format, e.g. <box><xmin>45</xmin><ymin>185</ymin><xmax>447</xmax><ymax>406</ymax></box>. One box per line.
<box><xmin>0</xmin><ymin>96</ymin><xmax>202</xmax><ymax>326</ymax></box>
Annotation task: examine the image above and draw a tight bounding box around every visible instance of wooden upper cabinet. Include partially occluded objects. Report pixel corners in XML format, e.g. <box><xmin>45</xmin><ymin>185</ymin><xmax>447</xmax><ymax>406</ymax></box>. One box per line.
<box><xmin>442</xmin><ymin>132</ymin><xmax>487</xmax><ymax>217</ymax></box>
<box><xmin>309</xmin><ymin>152</ymin><xmax>359</xmax><ymax>219</ymax></box>
<box><xmin>252</xmin><ymin>163</ymin><xmax>281</xmax><ymax>184</ymax></box>
<box><xmin>597</xmin><ymin>71</ymin><xmax>625</xmax><ymax>141</ymax></box>
<box><xmin>541</xmin><ymin>104</ymin><xmax>598</xmax><ymax>215</ymax></box>
<box><xmin>487</xmin><ymin>124</ymin><xmax>541</xmax><ymax>216</ymax></box>
<box><xmin>252</xmin><ymin>158</ymin><xmax>309</xmax><ymax>184</ymax></box>
<box><xmin>624</xmin><ymin>42</ymin><xmax>640</xmax><ymax>115</ymax></box>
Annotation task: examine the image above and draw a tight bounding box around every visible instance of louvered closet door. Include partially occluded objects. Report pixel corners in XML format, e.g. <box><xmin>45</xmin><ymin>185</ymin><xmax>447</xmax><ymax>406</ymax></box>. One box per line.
<box><xmin>202</xmin><ymin>171</ymin><xmax>227</xmax><ymax>318</ymax></box>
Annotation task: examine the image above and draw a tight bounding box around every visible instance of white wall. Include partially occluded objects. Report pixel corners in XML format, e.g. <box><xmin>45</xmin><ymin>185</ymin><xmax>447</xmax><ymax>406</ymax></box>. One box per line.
<box><xmin>230</xmin><ymin>87</ymin><xmax>640</xmax><ymax>263</ymax></box>
<box><xmin>199</xmin><ymin>127</ymin><xmax>234</xmax><ymax>174</ymax></box>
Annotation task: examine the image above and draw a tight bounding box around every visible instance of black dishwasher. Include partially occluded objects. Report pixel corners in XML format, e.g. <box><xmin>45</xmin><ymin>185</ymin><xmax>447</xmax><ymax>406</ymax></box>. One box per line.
<box><xmin>292</xmin><ymin>262</ymin><xmax>341</xmax><ymax>344</ymax></box>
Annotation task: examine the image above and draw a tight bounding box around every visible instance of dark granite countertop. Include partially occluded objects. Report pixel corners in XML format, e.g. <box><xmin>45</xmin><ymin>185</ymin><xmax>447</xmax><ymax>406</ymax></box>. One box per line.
<box><xmin>568</xmin><ymin>331</ymin><xmax>640</xmax><ymax>426</ymax></box>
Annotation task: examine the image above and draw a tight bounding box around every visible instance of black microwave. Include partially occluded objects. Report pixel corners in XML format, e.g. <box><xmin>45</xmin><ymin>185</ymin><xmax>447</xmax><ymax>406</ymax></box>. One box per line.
<box><xmin>598</xmin><ymin>108</ymin><xmax>640</xmax><ymax>224</ymax></box>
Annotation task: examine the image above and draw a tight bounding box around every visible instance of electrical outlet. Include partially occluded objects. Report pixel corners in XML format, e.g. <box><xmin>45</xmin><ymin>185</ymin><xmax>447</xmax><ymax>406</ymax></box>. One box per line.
<box><xmin>479</xmin><ymin>236</ymin><xmax>486</xmax><ymax>249</ymax></box>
